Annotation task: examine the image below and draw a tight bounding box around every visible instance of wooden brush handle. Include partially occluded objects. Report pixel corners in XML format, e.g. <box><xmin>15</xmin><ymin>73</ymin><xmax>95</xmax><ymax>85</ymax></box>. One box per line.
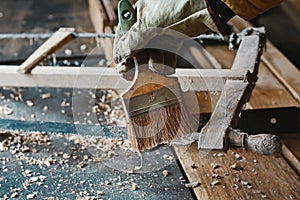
<box><xmin>227</xmin><ymin>128</ymin><xmax>282</xmax><ymax>155</ymax></box>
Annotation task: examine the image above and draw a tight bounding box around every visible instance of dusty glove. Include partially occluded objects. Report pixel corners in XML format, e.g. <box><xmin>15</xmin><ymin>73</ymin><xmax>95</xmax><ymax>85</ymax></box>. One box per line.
<box><xmin>113</xmin><ymin>0</ymin><xmax>219</xmax><ymax>76</ymax></box>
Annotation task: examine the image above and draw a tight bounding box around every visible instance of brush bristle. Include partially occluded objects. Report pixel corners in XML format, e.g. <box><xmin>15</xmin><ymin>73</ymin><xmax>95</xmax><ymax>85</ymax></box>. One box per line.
<box><xmin>128</xmin><ymin>103</ymin><xmax>198</xmax><ymax>151</ymax></box>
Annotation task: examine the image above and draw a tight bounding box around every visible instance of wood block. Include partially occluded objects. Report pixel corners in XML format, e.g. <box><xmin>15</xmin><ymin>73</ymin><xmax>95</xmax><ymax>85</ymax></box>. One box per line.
<box><xmin>18</xmin><ymin>28</ymin><xmax>75</xmax><ymax>74</ymax></box>
<box><xmin>198</xmin><ymin>80</ymin><xmax>249</xmax><ymax>150</ymax></box>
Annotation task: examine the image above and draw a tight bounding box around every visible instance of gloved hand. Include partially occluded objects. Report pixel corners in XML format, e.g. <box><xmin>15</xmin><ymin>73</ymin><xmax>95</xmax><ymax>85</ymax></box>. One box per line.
<box><xmin>113</xmin><ymin>0</ymin><xmax>283</xmax><ymax>79</ymax></box>
<box><xmin>113</xmin><ymin>0</ymin><xmax>219</xmax><ymax>78</ymax></box>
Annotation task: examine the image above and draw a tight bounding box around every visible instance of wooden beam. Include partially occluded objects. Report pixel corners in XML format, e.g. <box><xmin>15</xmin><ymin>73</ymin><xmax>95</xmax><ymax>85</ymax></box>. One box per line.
<box><xmin>0</xmin><ymin>65</ymin><xmax>246</xmax><ymax>90</ymax></box>
<box><xmin>199</xmin><ymin>34</ymin><xmax>262</xmax><ymax>150</ymax></box>
<box><xmin>282</xmin><ymin>144</ymin><xmax>300</xmax><ymax>176</ymax></box>
<box><xmin>230</xmin><ymin>17</ymin><xmax>300</xmax><ymax>105</ymax></box>
<box><xmin>88</xmin><ymin>0</ymin><xmax>109</xmax><ymax>33</ymax></box>
<box><xmin>102</xmin><ymin>0</ymin><xmax>117</xmax><ymax>26</ymax></box>
<box><xmin>231</xmin><ymin>35</ymin><xmax>261</xmax><ymax>75</ymax></box>
<box><xmin>18</xmin><ymin>28</ymin><xmax>75</xmax><ymax>74</ymax></box>
<box><xmin>88</xmin><ymin>0</ymin><xmax>115</xmax><ymax>65</ymax></box>
<box><xmin>198</xmin><ymin>80</ymin><xmax>249</xmax><ymax>149</ymax></box>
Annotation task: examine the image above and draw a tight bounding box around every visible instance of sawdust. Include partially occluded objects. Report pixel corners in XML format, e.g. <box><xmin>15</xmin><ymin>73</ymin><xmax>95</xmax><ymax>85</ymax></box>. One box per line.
<box><xmin>0</xmin><ymin>105</ymin><xmax>13</xmax><ymax>115</ymax></box>
<box><xmin>184</xmin><ymin>181</ymin><xmax>200</xmax><ymax>188</ymax></box>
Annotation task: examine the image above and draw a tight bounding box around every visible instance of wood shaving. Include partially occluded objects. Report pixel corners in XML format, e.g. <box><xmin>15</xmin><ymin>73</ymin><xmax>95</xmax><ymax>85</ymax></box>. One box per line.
<box><xmin>80</xmin><ymin>44</ymin><xmax>87</xmax><ymax>52</ymax></box>
<box><xmin>22</xmin><ymin>170</ymin><xmax>32</xmax><ymax>177</ymax></box>
<box><xmin>179</xmin><ymin>176</ymin><xmax>185</xmax><ymax>182</ymax></box>
<box><xmin>261</xmin><ymin>193</ymin><xmax>267</xmax><ymax>198</ymax></box>
<box><xmin>64</xmin><ymin>49</ymin><xmax>72</xmax><ymax>56</ymax></box>
<box><xmin>231</xmin><ymin>184</ymin><xmax>239</xmax><ymax>190</ymax></box>
<box><xmin>39</xmin><ymin>175</ymin><xmax>47</xmax><ymax>182</ymax></box>
<box><xmin>40</xmin><ymin>93</ymin><xmax>52</xmax><ymax>99</ymax></box>
<box><xmin>162</xmin><ymin>170</ymin><xmax>169</xmax><ymax>177</ymax></box>
<box><xmin>26</xmin><ymin>100</ymin><xmax>34</xmax><ymax>107</ymax></box>
<box><xmin>10</xmin><ymin>192</ymin><xmax>18</xmax><ymax>198</ymax></box>
<box><xmin>77</xmin><ymin>161</ymin><xmax>87</xmax><ymax>168</ymax></box>
<box><xmin>60</xmin><ymin>99</ymin><xmax>70</xmax><ymax>107</ymax></box>
<box><xmin>29</xmin><ymin>177</ymin><xmax>39</xmax><ymax>183</ymax></box>
<box><xmin>26</xmin><ymin>192</ymin><xmax>37</xmax><ymax>199</ymax></box>
<box><xmin>230</xmin><ymin>163</ymin><xmax>242</xmax><ymax>171</ymax></box>
<box><xmin>131</xmin><ymin>183</ymin><xmax>139</xmax><ymax>191</ymax></box>
<box><xmin>123</xmin><ymin>168</ymin><xmax>135</xmax><ymax>174</ymax></box>
<box><xmin>234</xmin><ymin>153</ymin><xmax>245</xmax><ymax>161</ymax></box>
<box><xmin>210</xmin><ymin>163</ymin><xmax>220</xmax><ymax>169</ymax></box>
<box><xmin>210</xmin><ymin>180</ymin><xmax>220</xmax><ymax>186</ymax></box>
<box><xmin>21</xmin><ymin>145</ymin><xmax>30</xmax><ymax>153</ymax></box>
<box><xmin>0</xmin><ymin>105</ymin><xmax>13</xmax><ymax>115</ymax></box>
<box><xmin>184</xmin><ymin>181</ymin><xmax>200</xmax><ymax>188</ymax></box>
<box><xmin>241</xmin><ymin>180</ymin><xmax>250</xmax><ymax>186</ymax></box>
<box><xmin>96</xmin><ymin>191</ymin><xmax>105</xmax><ymax>195</ymax></box>
<box><xmin>162</xmin><ymin>154</ymin><xmax>174</xmax><ymax>161</ymax></box>
<box><xmin>211</xmin><ymin>174</ymin><xmax>223</xmax><ymax>179</ymax></box>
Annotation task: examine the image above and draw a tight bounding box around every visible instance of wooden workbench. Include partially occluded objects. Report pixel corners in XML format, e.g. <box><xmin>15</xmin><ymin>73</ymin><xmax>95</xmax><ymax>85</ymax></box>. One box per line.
<box><xmin>173</xmin><ymin>17</ymin><xmax>300</xmax><ymax>199</ymax></box>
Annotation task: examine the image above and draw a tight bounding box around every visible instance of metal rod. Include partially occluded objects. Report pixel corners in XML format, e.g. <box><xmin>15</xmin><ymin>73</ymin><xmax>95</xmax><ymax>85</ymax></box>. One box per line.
<box><xmin>0</xmin><ymin>32</ymin><xmax>229</xmax><ymax>41</ymax></box>
<box><xmin>0</xmin><ymin>32</ymin><xmax>116</xmax><ymax>40</ymax></box>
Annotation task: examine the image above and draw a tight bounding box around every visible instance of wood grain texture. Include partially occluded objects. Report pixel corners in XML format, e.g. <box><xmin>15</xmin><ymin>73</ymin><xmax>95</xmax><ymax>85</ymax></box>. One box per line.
<box><xmin>88</xmin><ymin>0</ymin><xmax>108</xmax><ymax>33</ymax></box>
<box><xmin>18</xmin><ymin>28</ymin><xmax>75</xmax><ymax>73</ymax></box>
<box><xmin>174</xmin><ymin>17</ymin><xmax>300</xmax><ymax>199</ymax></box>
<box><xmin>199</xmin><ymin>34</ymin><xmax>262</xmax><ymax>150</ymax></box>
<box><xmin>0</xmin><ymin>66</ymin><xmax>246</xmax><ymax>90</ymax></box>
<box><xmin>102</xmin><ymin>0</ymin><xmax>118</xmax><ymax>26</ymax></box>
<box><xmin>174</xmin><ymin>144</ymin><xmax>300</xmax><ymax>200</ymax></box>
<box><xmin>205</xmin><ymin>39</ymin><xmax>299</xmax><ymax>109</ymax></box>
<box><xmin>198</xmin><ymin>80</ymin><xmax>248</xmax><ymax>149</ymax></box>
<box><xmin>88</xmin><ymin>0</ymin><xmax>115</xmax><ymax>64</ymax></box>
<box><xmin>231</xmin><ymin>35</ymin><xmax>260</xmax><ymax>74</ymax></box>
<box><xmin>230</xmin><ymin>17</ymin><xmax>300</xmax><ymax>105</ymax></box>
<box><xmin>282</xmin><ymin>144</ymin><xmax>300</xmax><ymax>176</ymax></box>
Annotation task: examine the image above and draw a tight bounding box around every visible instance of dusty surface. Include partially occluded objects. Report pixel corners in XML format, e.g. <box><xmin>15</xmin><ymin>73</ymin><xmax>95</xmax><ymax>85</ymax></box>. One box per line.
<box><xmin>0</xmin><ymin>130</ymin><xmax>193</xmax><ymax>199</ymax></box>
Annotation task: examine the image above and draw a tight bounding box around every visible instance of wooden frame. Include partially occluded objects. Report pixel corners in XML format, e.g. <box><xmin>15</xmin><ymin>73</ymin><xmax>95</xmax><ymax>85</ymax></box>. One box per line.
<box><xmin>0</xmin><ymin>23</ymin><xmax>265</xmax><ymax>152</ymax></box>
<box><xmin>0</xmin><ymin>5</ymin><xmax>299</xmax><ymax>199</ymax></box>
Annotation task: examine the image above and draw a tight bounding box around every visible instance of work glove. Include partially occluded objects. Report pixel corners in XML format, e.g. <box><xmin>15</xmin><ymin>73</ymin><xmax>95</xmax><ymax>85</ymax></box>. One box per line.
<box><xmin>113</xmin><ymin>0</ymin><xmax>219</xmax><ymax>79</ymax></box>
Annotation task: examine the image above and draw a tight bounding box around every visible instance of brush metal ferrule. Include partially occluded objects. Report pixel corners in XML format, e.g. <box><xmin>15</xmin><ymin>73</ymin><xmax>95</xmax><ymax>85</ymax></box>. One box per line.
<box><xmin>126</xmin><ymin>84</ymin><xmax>182</xmax><ymax>117</ymax></box>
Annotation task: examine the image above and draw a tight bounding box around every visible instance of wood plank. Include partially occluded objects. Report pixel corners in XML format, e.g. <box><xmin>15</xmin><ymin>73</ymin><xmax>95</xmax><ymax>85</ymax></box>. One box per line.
<box><xmin>174</xmin><ymin>144</ymin><xmax>300</xmax><ymax>200</ymax></box>
<box><xmin>88</xmin><ymin>0</ymin><xmax>115</xmax><ymax>65</ymax></box>
<box><xmin>230</xmin><ymin>17</ymin><xmax>300</xmax><ymax>105</ymax></box>
<box><xmin>205</xmin><ymin>45</ymin><xmax>235</xmax><ymax>70</ymax></box>
<box><xmin>199</xmin><ymin>34</ymin><xmax>262</xmax><ymax>149</ymax></box>
<box><xmin>18</xmin><ymin>28</ymin><xmax>75</xmax><ymax>73</ymax></box>
<box><xmin>174</xmin><ymin>18</ymin><xmax>300</xmax><ymax>199</ymax></box>
<box><xmin>279</xmin><ymin>134</ymin><xmax>300</xmax><ymax>160</ymax></box>
<box><xmin>0</xmin><ymin>65</ymin><xmax>246</xmax><ymax>90</ymax></box>
<box><xmin>282</xmin><ymin>144</ymin><xmax>300</xmax><ymax>176</ymax></box>
<box><xmin>198</xmin><ymin>80</ymin><xmax>249</xmax><ymax>150</ymax></box>
<box><xmin>102</xmin><ymin>0</ymin><xmax>118</xmax><ymax>26</ymax></box>
<box><xmin>88</xmin><ymin>0</ymin><xmax>108</xmax><ymax>33</ymax></box>
<box><xmin>205</xmin><ymin>40</ymin><xmax>299</xmax><ymax>109</ymax></box>
<box><xmin>231</xmin><ymin>35</ymin><xmax>261</xmax><ymax>75</ymax></box>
